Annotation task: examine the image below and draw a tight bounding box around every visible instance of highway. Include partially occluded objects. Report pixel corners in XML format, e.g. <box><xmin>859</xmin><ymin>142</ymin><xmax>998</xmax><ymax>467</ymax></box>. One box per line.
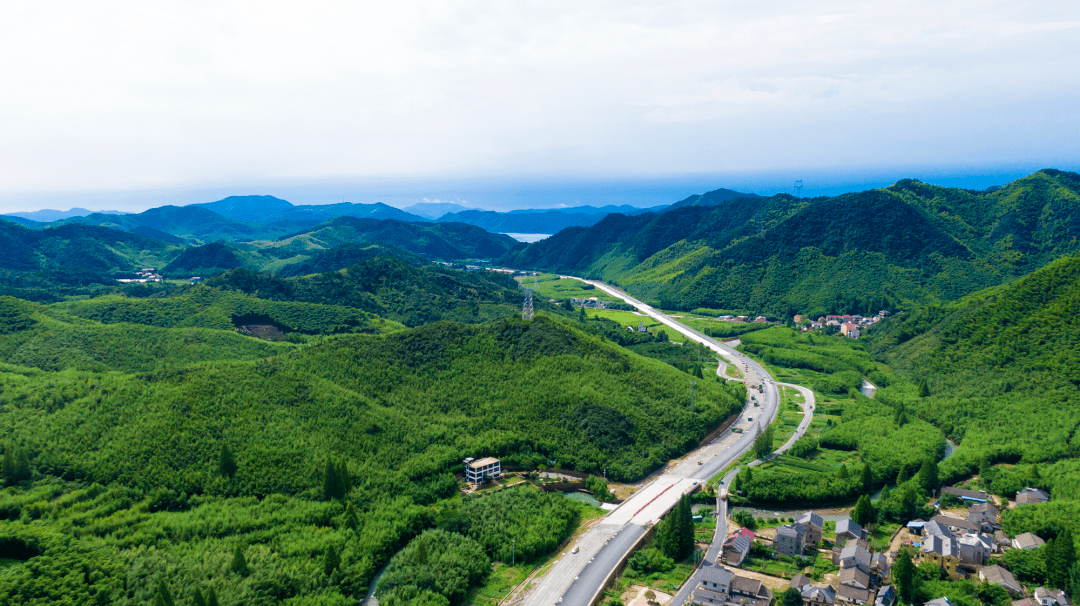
<box><xmin>519</xmin><ymin>279</ymin><xmax>783</xmax><ymax>606</ymax></box>
<box><xmin>667</xmin><ymin>380</ymin><xmax>815</xmax><ymax>606</ymax></box>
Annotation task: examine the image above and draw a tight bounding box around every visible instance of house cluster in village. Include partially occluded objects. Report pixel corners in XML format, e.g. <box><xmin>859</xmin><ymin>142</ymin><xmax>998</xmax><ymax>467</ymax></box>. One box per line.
<box><xmin>689</xmin><ymin>483</ymin><xmax>1066</xmax><ymax>606</ymax></box>
<box><xmin>706</xmin><ymin>311</ymin><xmax>890</xmax><ymax>338</ymax></box>
<box><xmin>116</xmin><ymin>267</ymin><xmax>163</xmax><ymax>284</ymax></box>
<box><xmin>804</xmin><ymin>312</ymin><xmax>889</xmax><ymax>338</ymax></box>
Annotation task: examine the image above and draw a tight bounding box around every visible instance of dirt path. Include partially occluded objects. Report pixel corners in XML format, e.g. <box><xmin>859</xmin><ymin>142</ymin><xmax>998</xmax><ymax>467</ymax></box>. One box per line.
<box><xmin>726</xmin><ymin>568</ymin><xmax>792</xmax><ymax>593</ymax></box>
<box><xmin>886</xmin><ymin>527</ymin><xmax>917</xmax><ymax>561</ymax></box>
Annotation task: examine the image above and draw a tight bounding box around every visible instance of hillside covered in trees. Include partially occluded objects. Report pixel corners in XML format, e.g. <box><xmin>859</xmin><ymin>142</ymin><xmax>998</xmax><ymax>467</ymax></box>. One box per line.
<box><xmin>503</xmin><ymin>169</ymin><xmax>1080</xmax><ymax>316</ymax></box>
<box><xmin>867</xmin><ymin>252</ymin><xmax>1080</xmax><ymax>488</ymax></box>
<box><xmin>0</xmin><ymin>212</ymin><xmax>523</xmax><ymax>295</ymax></box>
<box><xmin>0</xmin><ymin>271</ymin><xmax>745</xmax><ymax>606</ymax></box>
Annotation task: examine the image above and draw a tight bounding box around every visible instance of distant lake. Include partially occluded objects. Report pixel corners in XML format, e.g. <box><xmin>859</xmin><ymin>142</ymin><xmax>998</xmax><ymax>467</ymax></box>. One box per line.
<box><xmin>504</xmin><ymin>233</ymin><xmax>552</xmax><ymax>243</ymax></box>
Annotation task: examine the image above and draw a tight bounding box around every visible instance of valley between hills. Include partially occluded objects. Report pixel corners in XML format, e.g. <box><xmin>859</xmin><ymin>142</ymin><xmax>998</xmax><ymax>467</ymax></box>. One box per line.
<box><xmin>0</xmin><ymin>170</ymin><xmax>1079</xmax><ymax>606</ymax></box>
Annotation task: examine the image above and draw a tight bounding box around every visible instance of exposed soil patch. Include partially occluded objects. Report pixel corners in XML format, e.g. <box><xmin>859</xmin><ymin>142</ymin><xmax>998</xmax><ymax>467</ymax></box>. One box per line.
<box><xmin>237</xmin><ymin>324</ymin><xmax>289</xmax><ymax>340</ymax></box>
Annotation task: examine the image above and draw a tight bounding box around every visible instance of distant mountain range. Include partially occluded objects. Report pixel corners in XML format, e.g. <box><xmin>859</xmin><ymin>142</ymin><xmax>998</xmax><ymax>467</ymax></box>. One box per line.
<box><xmin>4</xmin><ymin>207</ymin><xmax>129</xmax><ymax>223</ymax></box>
<box><xmin>402</xmin><ymin>201</ymin><xmax>476</xmax><ymax>219</ymax></box>
<box><xmin>0</xmin><ymin>210</ymin><xmax>523</xmax><ymax>283</ymax></box>
<box><xmin>437</xmin><ymin>204</ymin><xmax>666</xmax><ymax>234</ymax></box>
<box><xmin>192</xmin><ymin>195</ymin><xmax>427</xmax><ymax>224</ymax></box>
<box><xmin>502</xmin><ymin>169</ymin><xmax>1080</xmax><ymax>316</ymax></box>
<box><xmin>2</xmin><ymin>195</ymin><xmax>675</xmax><ymax>238</ymax></box>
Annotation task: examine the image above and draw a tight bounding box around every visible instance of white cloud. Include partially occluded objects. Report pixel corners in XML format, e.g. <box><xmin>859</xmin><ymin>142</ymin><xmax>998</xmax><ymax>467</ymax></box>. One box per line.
<box><xmin>0</xmin><ymin>0</ymin><xmax>1077</xmax><ymax>193</ymax></box>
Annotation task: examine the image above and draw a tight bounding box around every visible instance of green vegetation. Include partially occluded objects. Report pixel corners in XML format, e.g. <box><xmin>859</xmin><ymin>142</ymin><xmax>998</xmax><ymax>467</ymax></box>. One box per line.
<box><xmin>729</xmin><ymin>327</ymin><xmax>942</xmax><ymax>507</ymax></box>
<box><xmin>656</xmin><ymin>495</ymin><xmax>694</xmax><ymax>561</ymax></box>
<box><xmin>503</xmin><ymin>169</ymin><xmax>1080</xmax><ymax>316</ymax></box>
<box><xmin>0</xmin><ymin>297</ymin><xmax>744</xmax><ymax>605</ymax></box>
<box><xmin>869</xmin><ymin>252</ymin><xmax>1080</xmax><ymax>481</ymax></box>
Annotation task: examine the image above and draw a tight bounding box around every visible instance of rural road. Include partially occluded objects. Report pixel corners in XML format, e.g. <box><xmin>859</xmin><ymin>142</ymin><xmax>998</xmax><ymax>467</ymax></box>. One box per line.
<box><xmin>518</xmin><ymin>279</ymin><xmax>784</xmax><ymax>606</ymax></box>
<box><xmin>667</xmin><ymin>380</ymin><xmax>815</xmax><ymax>606</ymax></box>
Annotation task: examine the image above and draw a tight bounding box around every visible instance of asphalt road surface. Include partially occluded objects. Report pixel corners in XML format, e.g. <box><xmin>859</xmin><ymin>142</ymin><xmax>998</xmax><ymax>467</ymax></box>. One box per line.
<box><xmin>519</xmin><ymin>279</ymin><xmax>783</xmax><ymax>606</ymax></box>
<box><xmin>668</xmin><ymin>381</ymin><xmax>815</xmax><ymax>606</ymax></box>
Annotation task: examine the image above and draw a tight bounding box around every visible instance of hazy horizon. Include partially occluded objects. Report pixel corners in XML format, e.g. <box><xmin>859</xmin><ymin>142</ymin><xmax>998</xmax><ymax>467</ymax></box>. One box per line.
<box><xmin>0</xmin><ymin>164</ymin><xmax>1062</xmax><ymax>216</ymax></box>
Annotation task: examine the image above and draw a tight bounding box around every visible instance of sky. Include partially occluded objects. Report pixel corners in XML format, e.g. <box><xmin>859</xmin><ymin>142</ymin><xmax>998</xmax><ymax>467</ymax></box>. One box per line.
<box><xmin>1</xmin><ymin>0</ymin><xmax>1078</xmax><ymax>213</ymax></box>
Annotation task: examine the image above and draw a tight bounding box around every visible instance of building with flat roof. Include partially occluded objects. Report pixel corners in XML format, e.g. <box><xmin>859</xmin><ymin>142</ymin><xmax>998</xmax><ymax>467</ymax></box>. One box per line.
<box><xmin>463</xmin><ymin>457</ymin><xmax>501</xmax><ymax>484</ymax></box>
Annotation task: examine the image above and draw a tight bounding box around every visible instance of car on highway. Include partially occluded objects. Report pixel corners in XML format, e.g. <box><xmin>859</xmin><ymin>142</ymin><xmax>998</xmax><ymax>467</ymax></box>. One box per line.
<box><xmin>747</xmin><ymin>416</ymin><xmax>753</xmax><ymax>421</ymax></box>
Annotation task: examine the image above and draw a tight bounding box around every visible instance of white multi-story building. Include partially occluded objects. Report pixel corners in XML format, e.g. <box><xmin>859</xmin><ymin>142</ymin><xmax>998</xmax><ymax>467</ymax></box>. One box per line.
<box><xmin>463</xmin><ymin>457</ymin><xmax>501</xmax><ymax>484</ymax></box>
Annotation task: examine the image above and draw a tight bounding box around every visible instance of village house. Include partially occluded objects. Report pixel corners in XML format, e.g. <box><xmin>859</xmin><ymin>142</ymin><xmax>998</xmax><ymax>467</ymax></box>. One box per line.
<box><xmin>776</xmin><ymin>523</ymin><xmax>807</xmax><ymax>556</ymax></box>
<box><xmin>798</xmin><ymin>511</ymin><xmax>825</xmax><ymax>545</ymax></box>
<box><xmin>930</xmin><ymin>515</ymin><xmax>983</xmax><ymax>536</ymax></box>
<box><xmin>875</xmin><ymin>586</ymin><xmax>896</xmax><ymax>606</ymax></box>
<box><xmin>836</xmin><ymin>584</ymin><xmax>872</xmax><ymax>605</ymax></box>
<box><xmin>462</xmin><ymin>457</ymin><xmax>501</xmax><ymax>484</ymax></box>
<box><xmin>838</xmin><ymin>539</ymin><xmax>873</xmax><ymax>574</ymax></box>
<box><xmin>968</xmin><ymin>502</ymin><xmax>1000</xmax><ymax>529</ymax></box>
<box><xmin>791</xmin><ymin>575</ymin><xmax>837</xmax><ymax>606</ymax></box>
<box><xmin>922</xmin><ymin>520</ymin><xmax>955</xmax><ymax>539</ymax></box>
<box><xmin>918</xmin><ymin>534</ymin><xmax>961</xmax><ymax>579</ymax></box>
<box><xmin>1033</xmin><ymin>587</ymin><xmax>1072</xmax><ymax>606</ymax></box>
<box><xmin>957</xmin><ymin>533</ymin><xmax>993</xmax><ymax>567</ymax></box>
<box><xmin>941</xmin><ymin>487</ymin><xmax>989</xmax><ymax>503</ymax></box>
<box><xmin>926</xmin><ymin>598</ymin><xmax>954</xmax><ymax>606</ymax></box>
<box><xmin>871</xmin><ymin>553</ymin><xmax>890</xmax><ymax>579</ymax></box>
<box><xmin>1016</xmin><ymin>487</ymin><xmax>1050</xmax><ymax>505</ymax></box>
<box><xmin>839</xmin><ymin>567</ymin><xmax>871</xmax><ymax>591</ymax></box>
<box><xmin>994</xmin><ymin>530</ymin><xmax>1013</xmax><ymax>550</ymax></box>
<box><xmin>833</xmin><ymin>538</ymin><xmax>871</xmax><ymax>567</ymax></box>
<box><xmin>691</xmin><ymin>561</ymin><xmax>733</xmax><ymax>605</ymax></box>
<box><xmin>722</xmin><ymin>528</ymin><xmax>755</xmax><ymax>566</ymax></box>
<box><xmin>689</xmin><ymin>562</ymin><xmax>774</xmax><ymax>606</ymax></box>
<box><xmin>1013</xmin><ymin>532</ymin><xmax>1046</xmax><ymax>550</ymax></box>
<box><xmin>731</xmin><ymin>576</ymin><xmax>774</xmax><ymax>606</ymax></box>
<box><xmin>836</xmin><ymin>518</ymin><xmax>866</xmax><ymax>544</ymax></box>
<box><xmin>980</xmin><ymin>564</ymin><xmax>1024</xmax><ymax>597</ymax></box>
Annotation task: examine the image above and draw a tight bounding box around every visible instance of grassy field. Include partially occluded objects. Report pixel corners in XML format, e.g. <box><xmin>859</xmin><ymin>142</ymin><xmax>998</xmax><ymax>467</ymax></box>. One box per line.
<box><xmin>614</xmin><ymin>556</ymin><xmax>698</xmax><ymax>595</ymax></box>
<box><xmin>744</xmin><ymin>556</ymin><xmax>805</xmax><ymax>578</ymax></box>
<box><xmin>527</xmin><ymin>273</ymin><xmax>624</xmax><ymax>302</ymax></box>
<box><xmin>770</xmin><ymin>387</ymin><xmax>807</xmax><ymax>449</ymax></box>
<box><xmin>583</xmin><ymin>308</ymin><xmax>686</xmax><ymax>342</ymax></box>
<box><xmin>869</xmin><ymin>522</ymin><xmax>901</xmax><ymax>552</ymax></box>
<box><xmin>467</xmin><ymin>562</ymin><xmax>541</xmax><ymax>606</ymax></box>
<box><xmin>809</xmin><ymin>551</ymin><xmax>840</xmax><ymax>581</ymax></box>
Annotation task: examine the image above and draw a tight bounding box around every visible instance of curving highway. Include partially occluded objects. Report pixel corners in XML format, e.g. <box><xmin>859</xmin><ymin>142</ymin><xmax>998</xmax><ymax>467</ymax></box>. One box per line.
<box><xmin>518</xmin><ymin>279</ymin><xmax>784</xmax><ymax>606</ymax></box>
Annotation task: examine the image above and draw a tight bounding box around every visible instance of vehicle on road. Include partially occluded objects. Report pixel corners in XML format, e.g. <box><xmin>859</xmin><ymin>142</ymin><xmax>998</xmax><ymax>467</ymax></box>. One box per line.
<box><xmin>571</xmin><ymin>545</ymin><xmax>579</xmax><ymax>554</ymax></box>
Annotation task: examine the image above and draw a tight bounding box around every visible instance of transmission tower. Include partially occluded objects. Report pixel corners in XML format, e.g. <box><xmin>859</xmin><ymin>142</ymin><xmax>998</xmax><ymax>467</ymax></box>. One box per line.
<box><xmin>522</xmin><ymin>288</ymin><xmax>534</xmax><ymax>319</ymax></box>
<box><xmin>794</xmin><ymin>180</ymin><xmax>803</xmax><ymax>198</ymax></box>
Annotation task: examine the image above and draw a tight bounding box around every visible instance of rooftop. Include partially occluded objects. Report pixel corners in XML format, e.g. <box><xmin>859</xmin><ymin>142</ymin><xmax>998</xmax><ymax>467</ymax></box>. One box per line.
<box><xmin>466</xmin><ymin>456</ymin><xmax>500</xmax><ymax>468</ymax></box>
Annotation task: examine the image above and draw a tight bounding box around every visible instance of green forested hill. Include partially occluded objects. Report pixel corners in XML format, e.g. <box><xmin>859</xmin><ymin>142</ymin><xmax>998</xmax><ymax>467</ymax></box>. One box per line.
<box><xmin>0</xmin><ymin>311</ymin><xmax>744</xmax><ymax>605</ymax></box>
<box><xmin>868</xmin><ymin>252</ymin><xmax>1080</xmax><ymax>472</ymax></box>
<box><xmin>504</xmin><ymin>169</ymin><xmax>1080</xmax><ymax>316</ymax></box>
<box><xmin>859</xmin><ymin>252</ymin><xmax>1080</xmax><ymax>565</ymax></box>
<box><xmin>0</xmin><ymin>220</ymin><xmax>182</xmax><ymax>274</ymax></box>
<box><xmin>0</xmin><ymin>211</ymin><xmax>526</xmax><ymax>307</ymax></box>
<box><xmin>260</xmin><ymin>216</ymin><xmax>522</xmax><ymax>261</ymax></box>
<box><xmin>62</xmin><ymin>205</ymin><xmax>317</xmax><ymax>244</ymax></box>
<box><xmin>203</xmin><ymin>255</ymin><xmax>523</xmax><ymax>326</ymax></box>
